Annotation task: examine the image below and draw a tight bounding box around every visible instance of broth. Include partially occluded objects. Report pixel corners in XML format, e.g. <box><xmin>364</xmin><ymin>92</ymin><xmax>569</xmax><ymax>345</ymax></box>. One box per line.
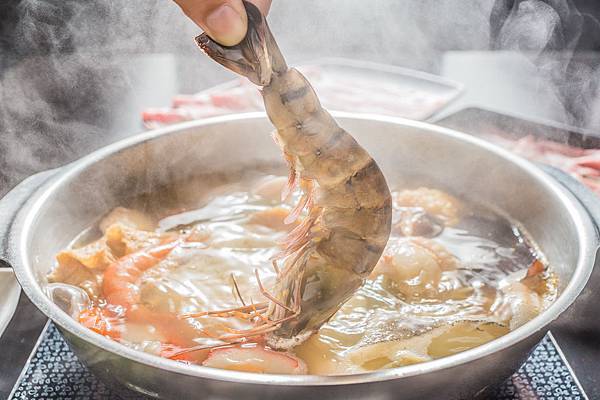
<box><xmin>48</xmin><ymin>174</ymin><xmax>557</xmax><ymax>375</ymax></box>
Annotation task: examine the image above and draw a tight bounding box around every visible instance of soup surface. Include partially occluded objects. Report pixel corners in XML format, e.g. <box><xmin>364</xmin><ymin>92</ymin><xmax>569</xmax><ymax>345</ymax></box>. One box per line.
<box><xmin>48</xmin><ymin>174</ymin><xmax>557</xmax><ymax>375</ymax></box>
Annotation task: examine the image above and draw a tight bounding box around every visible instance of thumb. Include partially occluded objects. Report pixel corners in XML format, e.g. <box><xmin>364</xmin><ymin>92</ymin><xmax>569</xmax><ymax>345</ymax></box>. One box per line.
<box><xmin>174</xmin><ymin>0</ymin><xmax>248</xmax><ymax>46</ymax></box>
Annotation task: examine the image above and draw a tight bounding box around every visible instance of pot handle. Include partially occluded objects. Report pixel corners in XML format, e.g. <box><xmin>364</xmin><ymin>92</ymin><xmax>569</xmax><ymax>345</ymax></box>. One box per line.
<box><xmin>0</xmin><ymin>169</ymin><xmax>59</xmax><ymax>268</ymax></box>
<box><xmin>539</xmin><ymin>164</ymin><xmax>600</xmax><ymax>235</ymax></box>
<box><xmin>539</xmin><ymin>165</ymin><xmax>600</xmax><ymax>352</ymax></box>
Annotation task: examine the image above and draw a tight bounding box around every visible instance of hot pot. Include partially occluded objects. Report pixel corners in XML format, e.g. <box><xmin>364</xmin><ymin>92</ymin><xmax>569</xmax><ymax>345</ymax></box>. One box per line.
<box><xmin>1</xmin><ymin>113</ymin><xmax>599</xmax><ymax>399</ymax></box>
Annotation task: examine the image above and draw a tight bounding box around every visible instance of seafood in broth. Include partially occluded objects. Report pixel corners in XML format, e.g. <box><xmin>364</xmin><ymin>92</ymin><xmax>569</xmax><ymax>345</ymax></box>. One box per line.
<box><xmin>48</xmin><ymin>175</ymin><xmax>557</xmax><ymax>374</ymax></box>
<box><xmin>46</xmin><ymin>1</ymin><xmax>557</xmax><ymax>376</ymax></box>
<box><xmin>195</xmin><ymin>1</ymin><xmax>392</xmax><ymax>349</ymax></box>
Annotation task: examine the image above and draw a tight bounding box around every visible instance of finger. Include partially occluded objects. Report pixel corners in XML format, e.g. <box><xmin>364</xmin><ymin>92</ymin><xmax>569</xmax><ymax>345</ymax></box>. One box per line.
<box><xmin>173</xmin><ymin>0</ymin><xmax>248</xmax><ymax>46</ymax></box>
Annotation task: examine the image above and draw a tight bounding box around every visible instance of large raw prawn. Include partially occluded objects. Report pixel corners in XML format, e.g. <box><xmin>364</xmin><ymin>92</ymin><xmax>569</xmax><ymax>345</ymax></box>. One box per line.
<box><xmin>185</xmin><ymin>1</ymin><xmax>392</xmax><ymax>350</ymax></box>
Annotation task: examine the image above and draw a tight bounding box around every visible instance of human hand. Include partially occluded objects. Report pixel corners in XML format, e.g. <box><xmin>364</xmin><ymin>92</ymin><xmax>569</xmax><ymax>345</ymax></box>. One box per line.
<box><xmin>173</xmin><ymin>0</ymin><xmax>272</xmax><ymax>46</ymax></box>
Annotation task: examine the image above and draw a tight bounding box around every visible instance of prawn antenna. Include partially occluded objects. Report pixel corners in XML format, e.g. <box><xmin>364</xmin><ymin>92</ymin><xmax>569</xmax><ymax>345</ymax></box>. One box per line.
<box><xmin>231</xmin><ymin>273</ymin><xmax>247</xmax><ymax>307</ymax></box>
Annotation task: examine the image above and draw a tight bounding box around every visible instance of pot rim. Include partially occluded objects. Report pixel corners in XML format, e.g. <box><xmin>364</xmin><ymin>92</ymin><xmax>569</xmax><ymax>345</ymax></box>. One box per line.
<box><xmin>11</xmin><ymin>112</ymin><xmax>598</xmax><ymax>386</ymax></box>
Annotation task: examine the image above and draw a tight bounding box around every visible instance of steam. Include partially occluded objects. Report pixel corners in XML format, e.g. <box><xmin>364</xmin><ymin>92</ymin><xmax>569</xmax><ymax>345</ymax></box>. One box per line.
<box><xmin>495</xmin><ymin>1</ymin><xmax>564</xmax><ymax>54</ymax></box>
<box><xmin>491</xmin><ymin>0</ymin><xmax>600</xmax><ymax>127</ymax></box>
<box><xmin>0</xmin><ymin>0</ymin><xmax>187</xmax><ymax>193</ymax></box>
<box><xmin>1</xmin><ymin>0</ymin><xmax>599</xmax><ymax>195</ymax></box>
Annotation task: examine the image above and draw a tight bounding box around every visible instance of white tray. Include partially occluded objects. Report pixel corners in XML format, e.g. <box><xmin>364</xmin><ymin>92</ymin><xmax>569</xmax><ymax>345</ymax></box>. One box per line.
<box><xmin>0</xmin><ymin>269</ymin><xmax>21</xmax><ymax>337</ymax></box>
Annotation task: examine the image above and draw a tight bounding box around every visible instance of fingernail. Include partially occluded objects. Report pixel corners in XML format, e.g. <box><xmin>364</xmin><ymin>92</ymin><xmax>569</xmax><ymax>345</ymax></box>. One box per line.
<box><xmin>205</xmin><ymin>4</ymin><xmax>247</xmax><ymax>46</ymax></box>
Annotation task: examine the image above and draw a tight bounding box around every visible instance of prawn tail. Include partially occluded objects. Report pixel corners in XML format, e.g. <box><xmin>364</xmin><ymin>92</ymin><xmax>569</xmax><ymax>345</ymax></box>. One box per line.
<box><xmin>194</xmin><ymin>0</ymin><xmax>287</xmax><ymax>86</ymax></box>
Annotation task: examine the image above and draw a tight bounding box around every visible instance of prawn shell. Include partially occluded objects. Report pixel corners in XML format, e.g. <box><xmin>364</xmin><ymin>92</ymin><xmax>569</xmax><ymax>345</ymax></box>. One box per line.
<box><xmin>315</xmin><ymin>160</ymin><xmax>392</xmax><ymax>209</ymax></box>
<box><xmin>320</xmin><ymin>204</ymin><xmax>392</xmax><ymax>242</ymax></box>
<box><xmin>316</xmin><ymin>229</ymin><xmax>386</xmax><ymax>277</ymax></box>
<box><xmin>262</xmin><ymin>69</ymin><xmax>321</xmax><ymax>128</ymax></box>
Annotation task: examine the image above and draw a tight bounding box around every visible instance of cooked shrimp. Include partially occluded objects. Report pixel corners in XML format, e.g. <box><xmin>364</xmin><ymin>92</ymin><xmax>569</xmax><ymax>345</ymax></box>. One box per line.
<box><xmin>373</xmin><ymin>238</ymin><xmax>457</xmax><ymax>298</ymax></box>
<box><xmin>102</xmin><ymin>236</ymin><xmax>206</xmax><ymax>310</ymax></box>
<box><xmin>393</xmin><ymin>208</ymin><xmax>444</xmax><ymax>238</ymax></box>
<box><xmin>83</xmin><ymin>234</ymin><xmax>208</xmax><ymax>349</ymax></box>
<box><xmin>194</xmin><ymin>1</ymin><xmax>392</xmax><ymax>349</ymax></box>
<box><xmin>493</xmin><ymin>260</ymin><xmax>545</xmax><ymax>330</ymax></box>
<box><xmin>202</xmin><ymin>345</ymin><xmax>307</xmax><ymax>374</ymax></box>
<box><xmin>493</xmin><ymin>282</ymin><xmax>542</xmax><ymax>330</ymax></box>
<box><xmin>79</xmin><ymin>306</ymin><xmax>122</xmax><ymax>340</ymax></box>
<box><xmin>393</xmin><ymin>187</ymin><xmax>461</xmax><ymax>226</ymax></box>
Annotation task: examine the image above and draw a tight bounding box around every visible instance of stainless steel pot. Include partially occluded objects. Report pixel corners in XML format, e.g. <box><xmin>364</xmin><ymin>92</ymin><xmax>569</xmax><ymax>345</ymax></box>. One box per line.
<box><xmin>1</xmin><ymin>113</ymin><xmax>599</xmax><ymax>400</ymax></box>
